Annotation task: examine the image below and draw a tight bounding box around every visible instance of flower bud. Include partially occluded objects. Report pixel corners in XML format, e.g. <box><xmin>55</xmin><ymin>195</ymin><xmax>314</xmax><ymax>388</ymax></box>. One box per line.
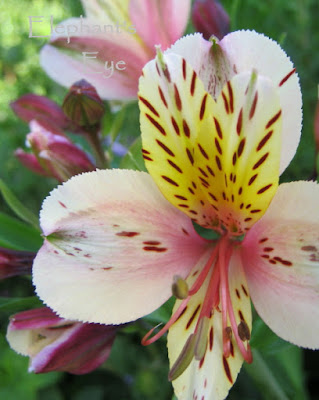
<box><xmin>16</xmin><ymin>120</ymin><xmax>95</xmax><ymax>182</ymax></box>
<box><xmin>192</xmin><ymin>0</ymin><xmax>230</xmax><ymax>40</ymax></box>
<box><xmin>11</xmin><ymin>94</ymin><xmax>71</xmax><ymax>132</ymax></box>
<box><xmin>0</xmin><ymin>247</ymin><xmax>34</xmax><ymax>279</ymax></box>
<box><xmin>7</xmin><ymin>307</ymin><xmax>118</xmax><ymax>374</ymax></box>
<box><xmin>62</xmin><ymin>80</ymin><xmax>105</xmax><ymax>127</ymax></box>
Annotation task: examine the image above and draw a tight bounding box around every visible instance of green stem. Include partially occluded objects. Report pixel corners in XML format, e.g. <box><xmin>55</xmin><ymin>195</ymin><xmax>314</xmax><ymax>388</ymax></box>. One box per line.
<box><xmin>230</xmin><ymin>0</ymin><xmax>241</xmax><ymax>30</ymax></box>
<box><xmin>86</xmin><ymin>130</ymin><xmax>109</xmax><ymax>169</ymax></box>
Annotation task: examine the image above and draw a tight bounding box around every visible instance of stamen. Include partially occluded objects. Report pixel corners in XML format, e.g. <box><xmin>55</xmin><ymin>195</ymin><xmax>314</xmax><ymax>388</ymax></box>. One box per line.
<box><xmin>238</xmin><ymin>320</ymin><xmax>251</xmax><ymax>341</ymax></box>
<box><xmin>142</xmin><ymin>297</ymin><xmax>189</xmax><ymax>345</ymax></box>
<box><xmin>219</xmin><ymin>238</ymin><xmax>253</xmax><ymax>363</ymax></box>
<box><xmin>225</xmin><ymin>326</ymin><xmax>232</xmax><ymax>340</ymax></box>
<box><xmin>142</xmin><ymin>245</ymin><xmax>219</xmax><ymax>345</ymax></box>
<box><xmin>188</xmin><ymin>245</ymin><xmax>219</xmax><ymax>295</ymax></box>
<box><xmin>194</xmin><ymin>316</ymin><xmax>210</xmax><ymax>360</ymax></box>
<box><xmin>168</xmin><ymin>333</ymin><xmax>196</xmax><ymax>381</ymax></box>
<box><xmin>172</xmin><ymin>275</ymin><xmax>189</xmax><ymax>299</ymax></box>
<box><xmin>218</xmin><ymin>236</ymin><xmax>232</xmax><ymax>357</ymax></box>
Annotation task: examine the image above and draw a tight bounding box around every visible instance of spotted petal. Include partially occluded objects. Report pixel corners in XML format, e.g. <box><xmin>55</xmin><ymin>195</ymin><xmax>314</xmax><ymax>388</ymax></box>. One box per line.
<box><xmin>241</xmin><ymin>181</ymin><xmax>319</xmax><ymax>349</ymax></box>
<box><xmin>33</xmin><ymin>169</ymin><xmax>207</xmax><ymax>325</ymax></box>
<box><xmin>139</xmin><ymin>53</ymin><xmax>282</xmax><ymax>233</ymax></box>
<box><xmin>168</xmin><ymin>31</ymin><xmax>302</xmax><ymax>174</ymax></box>
<box><xmin>167</xmin><ymin>248</ymin><xmax>252</xmax><ymax>400</ymax></box>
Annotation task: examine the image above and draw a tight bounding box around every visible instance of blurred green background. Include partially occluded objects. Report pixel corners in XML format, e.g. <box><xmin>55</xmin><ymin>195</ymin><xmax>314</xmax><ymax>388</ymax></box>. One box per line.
<box><xmin>0</xmin><ymin>0</ymin><xmax>318</xmax><ymax>399</ymax></box>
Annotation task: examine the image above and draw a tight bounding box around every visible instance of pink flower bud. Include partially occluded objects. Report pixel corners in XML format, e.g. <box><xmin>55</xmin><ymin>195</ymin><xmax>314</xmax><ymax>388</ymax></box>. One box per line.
<box><xmin>0</xmin><ymin>247</ymin><xmax>34</xmax><ymax>279</ymax></box>
<box><xmin>62</xmin><ymin>80</ymin><xmax>105</xmax><ymax>127</ymax></box>
<box><xmin>11</xmin><ymin>94</ymin><xmax>71</xmax><ymax>132</ymax></box>
<box><xmin>192</xmin><ymin>0</ymin><xmax>230</xmax><ymax>40</ymax></box>
<box><xmin>16</xmin><ymin>120</ymin><xmax>95</xmax><ymax>182</ymax></box>
<box><xmin>7</xmin><ymin>307</ymin><xmax>118</xmax><ymax>374</ymax></box>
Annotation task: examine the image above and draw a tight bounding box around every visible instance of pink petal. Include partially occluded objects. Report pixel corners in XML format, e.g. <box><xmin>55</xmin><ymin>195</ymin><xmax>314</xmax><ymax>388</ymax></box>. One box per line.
<box><xmin>33</xmin><ymin>169</ymin><xmax>208</xmax><ymax>324</ymax></box>
<box><xmin>129</xmin><ymin>0</ymin><xmax>191</xmax><ymax>51</ymax></box>
<box><xmin>241</xmin><ymin>181</ymin><xmax>319</xmax><ymax>349</ymax></box>
<box><xmin>9</xmin><ymin>307</ymin><xmax>63</xmax><ymax>331</ymax></box>
<box><xmin>40</xmin><ymin>17</ymin><xmax>150</xmax><ymax>100</ymax></box>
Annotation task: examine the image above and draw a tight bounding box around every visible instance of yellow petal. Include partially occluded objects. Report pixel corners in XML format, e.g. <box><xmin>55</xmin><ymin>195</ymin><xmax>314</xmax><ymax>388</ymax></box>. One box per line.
<box><xmin>139</xmin><ymin>53</ymin><xmax>282</xmax><ymax>233</ymax></box>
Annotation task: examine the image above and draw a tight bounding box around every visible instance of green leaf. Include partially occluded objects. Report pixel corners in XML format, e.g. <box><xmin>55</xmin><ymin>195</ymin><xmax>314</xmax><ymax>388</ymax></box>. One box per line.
<box><xmin>0</xmin><ymin>296</ymin><xmax>42</xmax><ymax>312</ymax></box>
<box><xmin>0</xmin><ymin>212</ymin><xmax>42</xmax><ymax>251</ymax></box>
<box><xmin>120</xmin><ymin>137</ymin><xmax>147</xmax><ymax>172</ymax></box>
<box><xmin>0</xmin><ymin>335</ymin><xmax>61</xmax><ymax>400</ymax></box>
<box><xmin>244</xmin><ymin>349</ymin><xmax>290</xmax><ymax>400</ymax></box>
<box><xmin>0</xmin><ymin>179</ymin><xmax>39</xmax><ymax>230</ymax></box>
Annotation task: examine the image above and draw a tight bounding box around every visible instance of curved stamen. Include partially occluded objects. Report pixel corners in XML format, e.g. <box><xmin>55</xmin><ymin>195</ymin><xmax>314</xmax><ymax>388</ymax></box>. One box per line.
<box><xmin>218</xmin><ymin>235</ymin><xmax>232</xmax><ymax>357</ymax></box>
<box><xmin>142</xmin><ymin>296</ymin><xmax>190</xmax><ymax>345</ymax></box>
<box><xmin>188</xmin><ymin>245</ymin><xmax>219</xmax><ymax>296</ymax></box>
<box><xmin>219</xmin><ymin>238</ymin><xmax>253</xmax><ymax>363</ymax></box>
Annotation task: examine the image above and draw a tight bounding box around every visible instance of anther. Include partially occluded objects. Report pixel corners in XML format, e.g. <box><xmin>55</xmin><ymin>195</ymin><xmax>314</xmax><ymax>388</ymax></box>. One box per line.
<box><xmin>168</xmin><ymin>333</ymin><xmax>196</xmax><ymax>381</ymax></box>
<box><xmin>238</xmin><ymin>320</ymin><xmax>251</xmax><ymax>341</ymax></box>
<box><xmin>224</xmin><ymin>326</ymin><xmax>232</xmax><ymax>340</ymax></box>
<box><xmin>172</xmin><ymin>275</ymin><xmax>189</xmax><ymax>299</ymax></box>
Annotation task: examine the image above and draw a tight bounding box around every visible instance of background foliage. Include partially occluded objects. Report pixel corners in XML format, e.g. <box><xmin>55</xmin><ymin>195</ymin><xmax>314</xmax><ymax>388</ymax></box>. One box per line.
<box><xmin>0</xmin><ymin>0</ymin><xmax>318</xmax><ymax>399</ymax></box>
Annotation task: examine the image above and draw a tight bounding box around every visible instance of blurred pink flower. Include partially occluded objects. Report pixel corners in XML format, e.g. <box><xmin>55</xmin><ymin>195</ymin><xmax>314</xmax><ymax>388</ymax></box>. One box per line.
<box><xmin>15</xmin><ymin>120</ymin><xmax>95</xmax><ymax>182</ymax></box>
<box><xmin>40</xmin><ymin>0</ymin><xmax>191</xmax><ymax>100</ymax></box>
<box><xmin>7</xmin><ymin>307</ymin><xmax>118</xmax><ymax>374</ymax></box>
<box><xmin>11</xmin><ymin>94</ymin><xmax>72</xmax><ymax>133</ymax></box>
<box><xmin>0</xmin><ymin>247</ymin><xmax>34</xmax><ymax>279</ymax></box>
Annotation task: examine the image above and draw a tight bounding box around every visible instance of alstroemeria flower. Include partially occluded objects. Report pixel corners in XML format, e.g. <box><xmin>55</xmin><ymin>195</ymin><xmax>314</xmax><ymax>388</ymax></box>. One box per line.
<box><xmin>40</xmin><ymin>0</ymin><xmax>191</xmax><ymax>100</ymax></box>
<box><xmin>7</xmin><ymin>307</ymin><xmax>118</xmax><ymax>374</ymax></box>
<box><xmin>32</xmin><ymin>31</ymin><xmax>319</xmax><ymax>400</ymax></box>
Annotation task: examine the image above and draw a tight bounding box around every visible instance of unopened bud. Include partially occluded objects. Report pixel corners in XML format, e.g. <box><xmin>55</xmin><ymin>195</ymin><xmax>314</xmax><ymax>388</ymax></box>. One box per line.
<box><xmin>62</xmin><ymin>79</ymin><xmax>105</xmax><ymax>127</ymax></box>
<box><xmin>7</xmin><ymin>307</ymin><xmax>118</xmax><ymax>374</ymax></box>
<box><xmin>11</xmin><ymin>94</ymin><xmax>70</xmax><ymax>132</ymax></box>
<box><xmin>192</xmin><ymin>0</ymin><xmax>230</xmax><ymax>40</ymax></box>
<box><xmin>172</xmin><ymin>275</ymin><xmax>189</xmax><ymax>299</ymax></box>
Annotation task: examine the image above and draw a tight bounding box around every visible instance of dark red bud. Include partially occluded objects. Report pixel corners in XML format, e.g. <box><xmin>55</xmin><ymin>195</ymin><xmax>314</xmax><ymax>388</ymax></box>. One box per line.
<box><xmin>192</xmin><ymin>0</ymin><xmax>230</xmax><ymax>40</ymax></box>
<box><xmin>62</xmin><ymin>80</ymin><xmax>105</xmax><ymax>127</ymax></box>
